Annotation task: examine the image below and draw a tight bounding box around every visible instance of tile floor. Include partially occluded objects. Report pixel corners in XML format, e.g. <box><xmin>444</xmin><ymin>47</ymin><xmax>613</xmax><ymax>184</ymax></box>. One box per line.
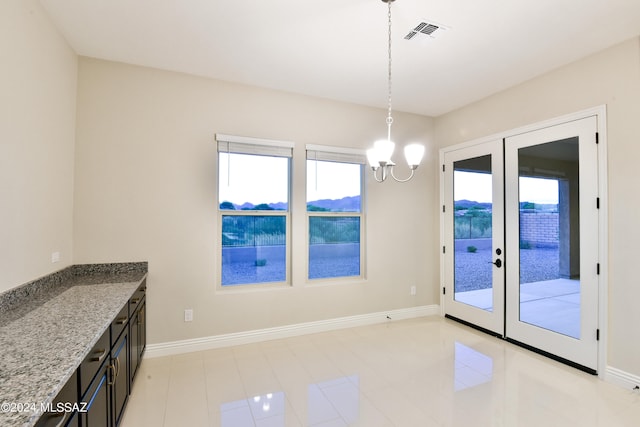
<box><xmin>121</xmin><ymin>317</ymin><xmax>640</xmax><ymax>427</ymax></box>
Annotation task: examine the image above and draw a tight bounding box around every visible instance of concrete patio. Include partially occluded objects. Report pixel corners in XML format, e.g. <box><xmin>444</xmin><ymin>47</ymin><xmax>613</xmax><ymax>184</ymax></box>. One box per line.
<box><xmin>455</xmin><ymin>278</ymin><xmax>580</xmax><ymax>338</ymax></box>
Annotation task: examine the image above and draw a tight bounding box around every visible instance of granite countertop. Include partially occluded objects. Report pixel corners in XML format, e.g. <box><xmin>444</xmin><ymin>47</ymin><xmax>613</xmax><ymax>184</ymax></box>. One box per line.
<box><xmin>0</xmin><ymin>263</ymin><xmax>147</xmax><ymax>427</ymax></box>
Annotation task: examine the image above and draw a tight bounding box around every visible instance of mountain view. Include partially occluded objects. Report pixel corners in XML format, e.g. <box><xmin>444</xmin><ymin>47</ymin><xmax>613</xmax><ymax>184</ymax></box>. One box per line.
<box><xmin>454</xmin><ymin>199</ymin><xmax>492</xmax><ymax>210</ymax></box>
<box><xmin>220</xmin><ymin>196</ymin><xmax>361</xmax><ymax>212</ymax></box>
<box><xmin>455</xmin><ymin>199</ymin><xmax>558</xmax><ymax>212</ymax></box>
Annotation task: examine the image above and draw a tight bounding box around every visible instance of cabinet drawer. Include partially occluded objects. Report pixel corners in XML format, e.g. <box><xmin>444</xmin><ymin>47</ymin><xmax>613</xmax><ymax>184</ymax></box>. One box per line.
<box><xmin>79</xmin><ymin>329</ymin><xmax>110</xmax><ymax>394</ymax></box>
<box><xmin>35</xmin><ymin>370</ymin><xmax>79</xmax><ymax>427</ymax></box>
<box><xmin>110</xmin><ymin>304</ymin><xmax>128</xmax><ymax>346</ymax></box>
<box><xmin>128</xmin><ymin>281</ymin><xmax>146</xmax><ymax>318</ymax></box>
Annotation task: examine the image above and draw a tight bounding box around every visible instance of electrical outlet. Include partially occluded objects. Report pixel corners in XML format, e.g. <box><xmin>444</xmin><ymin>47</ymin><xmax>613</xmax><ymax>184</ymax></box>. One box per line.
<box><xmin>184</xmin><ymin>309</ymin><xmax>193</xmax><ymax>322</ymax></box>
<box><xmin>410</xmin><ymin>285</ymin><xmax>417</xmax><ymax>296</ymax></box>
<box><xmin>51</xmin><ymin>252</ymin><xmax>60</xmax><ymax>263</ymax></box>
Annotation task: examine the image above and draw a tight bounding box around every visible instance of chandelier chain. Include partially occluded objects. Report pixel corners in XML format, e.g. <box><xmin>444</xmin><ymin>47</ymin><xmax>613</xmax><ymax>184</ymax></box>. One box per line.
<box><xmin>368</xmin><ymin>0</ymin><xmax>424</xmax><ymax>183</ymax></box>
<box><xmin>386</xmin><ymin>0</ymin><xmax>393</xmax><ymax>141</ymax></box>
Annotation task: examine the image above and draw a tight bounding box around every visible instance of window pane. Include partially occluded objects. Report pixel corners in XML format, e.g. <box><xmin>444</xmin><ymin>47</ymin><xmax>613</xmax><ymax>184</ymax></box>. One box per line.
<box><xmin>452</xmin><ymin>163</ymin><xmax>494</xmax><ymax>312</ymax></box>
<box><xmin>306</xmin><ymin>160</ymin><xmax>361</xmax><ymax>212</ymax></box>
<box><xmin>222</xmin><ymin>215</ymin><xmax>286</xmax><ymax>286</ymax></box>
<box><xmin>309</xmin><ymin>217</ymin><xmax>360</xmax><ymax>279</ymax></box>
<box><xmin>219</xmin><ymin>153</ymin><xmax>289</xmax><ymax>210</ymax></box>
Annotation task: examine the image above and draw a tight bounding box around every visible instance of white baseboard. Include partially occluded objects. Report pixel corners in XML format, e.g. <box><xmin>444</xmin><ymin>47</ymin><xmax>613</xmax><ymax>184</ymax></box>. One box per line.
<box><xmin>605</xmin><ymin>366</ymin><xmax>640</xmax><ymax>390</ymax></box>
<box><xmin>145</xmin><ymin>305</ymin><xmax>439</xmax><ymax>358</ymax></box>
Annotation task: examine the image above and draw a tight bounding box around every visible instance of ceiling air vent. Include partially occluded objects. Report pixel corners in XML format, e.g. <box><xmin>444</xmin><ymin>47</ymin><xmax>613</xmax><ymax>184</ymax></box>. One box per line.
<box><xmin>404</xmin><ymin>21</ymin><xmax>448</xmax><ymax>40</ymax></box>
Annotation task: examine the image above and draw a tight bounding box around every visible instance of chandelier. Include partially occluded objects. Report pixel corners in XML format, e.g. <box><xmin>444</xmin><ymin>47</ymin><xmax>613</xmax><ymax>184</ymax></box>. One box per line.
<box><xmin>366</xmin><ymin>0</ymin><xmax>425</xmax><ymax>183</ymax></box>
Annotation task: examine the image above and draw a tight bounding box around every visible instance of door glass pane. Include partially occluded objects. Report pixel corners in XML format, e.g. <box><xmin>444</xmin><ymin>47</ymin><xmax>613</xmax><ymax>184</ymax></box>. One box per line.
<box><xmin>518</xmin><ymin>137</ymin><xmax>580</xmax><ymax>338</ymax></box>
<box><xmin>453</xmin><ymin>155</ymin><xmax>494</xmax><ymax>311</ymax></box>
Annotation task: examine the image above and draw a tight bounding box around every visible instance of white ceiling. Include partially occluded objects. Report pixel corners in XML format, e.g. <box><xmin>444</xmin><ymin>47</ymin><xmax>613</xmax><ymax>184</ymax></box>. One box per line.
<box><xmin>40</xmin><ymin>0</ymin><xmax>640</xmax><ymax>117</ymax></box>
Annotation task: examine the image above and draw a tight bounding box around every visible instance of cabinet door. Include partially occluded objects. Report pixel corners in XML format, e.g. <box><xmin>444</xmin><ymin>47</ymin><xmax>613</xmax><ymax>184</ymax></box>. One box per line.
<box><xmin>112</xmin><ymin>330</ymin><xmax>129</xmax><ymax>426</ymax></box>
<box><xmin>129</xmin><ymin>309</ymin><xmax>140</xmax><ymax>385</ymax></box>
<box><xmin>130</xmin><ymin>300</ymin><xmax>146</xmax><ymax>385</ymax></box>
<box><xmin>138</xmin><ymin>302</ymin><xmax>146</xmax><ymax>358</ymax></box>
<box><xmin>81</xmin><ymin>363</ymin><xmax>110</xmax><ymax>427</ymax></box>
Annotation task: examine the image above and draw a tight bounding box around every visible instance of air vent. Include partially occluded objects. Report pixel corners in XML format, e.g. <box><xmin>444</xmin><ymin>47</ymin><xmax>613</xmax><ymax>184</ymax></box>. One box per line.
<box><xmin>404</xmin><ymin>21</ymin><xmax>449</xmax><ymax>40</ymax></box>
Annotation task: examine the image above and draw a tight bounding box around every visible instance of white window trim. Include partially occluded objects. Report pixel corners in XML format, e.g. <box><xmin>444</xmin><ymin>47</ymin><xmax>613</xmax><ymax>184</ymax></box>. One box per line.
<box><xmin>306</xmin><ymin>144</ymin><xmax>366</xmax><ymax>164</ymax></box>
<box><xmin>216</xmin><ymin>134</ymin><xmax>293</xmax><ymax>289</ymax></box>
<box><xmin>217</xmin><ymin>134</ymin><xmax>294</xmax><ymax>157</ymax></box>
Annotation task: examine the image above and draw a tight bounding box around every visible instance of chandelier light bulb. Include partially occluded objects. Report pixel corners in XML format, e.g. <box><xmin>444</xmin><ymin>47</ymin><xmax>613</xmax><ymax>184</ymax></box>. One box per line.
<box><xmin>404</xmin><ymin>143</ymin><xmax>425</xmax><ymax>168</ymax></box>
<box><xmin>374</xmin><ymin>139</ymin><xmax>395</xmax><ymax>164</ymax></box>
<box><xmin>366</xmin><ymin>148</ymin><xmax>381</xmax><ymax>169</ymax></box>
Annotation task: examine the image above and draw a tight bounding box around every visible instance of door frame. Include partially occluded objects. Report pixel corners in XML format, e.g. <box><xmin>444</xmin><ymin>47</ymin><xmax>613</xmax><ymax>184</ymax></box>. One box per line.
<box><xmin>439</xmin><ymin>105</ymin><xmax>608</xmax><ymax>377</ymax></box>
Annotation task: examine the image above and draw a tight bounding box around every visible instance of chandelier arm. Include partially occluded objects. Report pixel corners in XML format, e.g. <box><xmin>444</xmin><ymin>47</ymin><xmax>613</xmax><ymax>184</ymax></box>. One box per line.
<box><xmin>389</xmin><ymin>166</ymin><xmax>416</xmax><ymax>183</ymax></box>
<box><xmin>370</xmin><ymin>167</ymin><xmax>385</xmax><ymax>183</ymax></box>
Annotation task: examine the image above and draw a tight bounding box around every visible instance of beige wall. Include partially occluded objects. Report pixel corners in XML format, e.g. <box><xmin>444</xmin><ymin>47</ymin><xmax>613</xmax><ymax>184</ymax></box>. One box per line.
<box><xmin>73</xmin><ymin>58</ymin><xmax>437</xmax><ymax>344</ymax></box>
<box><xmin>0</xmin><ymin>0</ymin><xmax>77</xmax><ymax>292</ymax></box>
<box><xmin>434</xmin><ymin>37</ymin><xmax>640</xmax><ymax>378</ymax></box>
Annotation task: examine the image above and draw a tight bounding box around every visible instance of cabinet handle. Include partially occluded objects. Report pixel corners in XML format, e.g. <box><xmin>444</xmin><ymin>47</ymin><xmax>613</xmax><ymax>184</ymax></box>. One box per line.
<box><xmin>90</xmin><ymin>348</ymin><xmax>107</xmax><ymax>363</ymax></box>
<box><xmin>56</xmin><ymin>412</ymin><xmax>69</xmax><ymax>427</ymax></box>
<box><xmin>115</xmin><ymin>357</ymin><xmax>120</xmax><ymax>378</ymax></box>
<box><xmin>130</xmin><ymin>298</ymin><xmax>140</xmax><ymax>305</ymax></box>
<box><xmin>107</xmin><ymin>364</ymin><xmax>115</xmax><ymax>386</ymax></box>
<box><xmin>116</xmin><ymin>316</ymin><xmax>127</xmax><ymax>325</ymax></box>
<box><xmin>48</xmin><ymin>411</ymin><xmax>68</xmax><ymax>427</ymax></box>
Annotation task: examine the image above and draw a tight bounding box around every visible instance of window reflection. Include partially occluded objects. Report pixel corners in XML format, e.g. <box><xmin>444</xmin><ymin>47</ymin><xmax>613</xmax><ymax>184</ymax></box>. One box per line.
<box><xmin>220</xmin><ymin>391</ymin><xmax>285</xmax><ymax>426</ymax></box>
<box><xmin>454</xmin><ymin>342</ymin><xmax>493</xmax><ymax>391</ymax></box>
<box><xmin>219</xmin><ymin>375</ymin><xmax>359</xmax><ymax>426</ymax></box>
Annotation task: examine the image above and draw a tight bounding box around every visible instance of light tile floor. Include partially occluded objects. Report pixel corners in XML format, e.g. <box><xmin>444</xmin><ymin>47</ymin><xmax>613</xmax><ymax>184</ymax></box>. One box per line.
<box><xmin>121</xmin><ymin>317</ymin><xmax>640</xmax><ymax>427</ymax></box>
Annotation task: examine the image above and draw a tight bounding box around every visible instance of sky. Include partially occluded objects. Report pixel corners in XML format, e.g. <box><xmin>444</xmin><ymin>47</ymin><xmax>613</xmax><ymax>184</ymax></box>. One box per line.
<box><xmin>218</xmin><ymin>154</ymin><xmax>360</xmax><ymax>206</ymax></box>
<box><xmin>454</xmin><ymin>171</ymin><xmax>559</xmax><ymax>204</ymax></box>
<box><xmin>219</xmin><ymin>153</ymin><xmax>288</xmax><ymax>206</ymax></box>
<box><xmin>306</xmin><ymin>160</ymin><xmax>360</xmax><ymax>201</ymax></box>
<box><xmin>218</xmin><ymin>156</ymin><xmax>558</xmax><ymax>206</ymax></box>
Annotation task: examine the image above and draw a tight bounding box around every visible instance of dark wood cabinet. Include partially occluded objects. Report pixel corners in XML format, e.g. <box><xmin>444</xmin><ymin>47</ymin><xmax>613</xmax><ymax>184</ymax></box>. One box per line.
<box><xmin>129</xmin><ymin>280</ymin><xmax>146</xmax><ymax>386</ymax></box>
<box><xmin>111</xmin><ymin>328</ymin><xmax>128</xmax><ymax>426</ymax></box>
<box><xmin>36</xmin><ymin>281</ymin><xmax>147</xmax><ymax>427</ymax></box>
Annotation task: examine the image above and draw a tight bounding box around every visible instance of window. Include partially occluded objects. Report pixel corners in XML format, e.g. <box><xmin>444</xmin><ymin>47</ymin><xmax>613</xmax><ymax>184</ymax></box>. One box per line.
<box><xmin>217</xmin><ymin>134</ymin><xmax>293</xmax><ymax>286</ymax></box>
<box><xmin>306</xmin><ymin>145</ymin><xmax>365</xmax><ymax>280</ymax></box>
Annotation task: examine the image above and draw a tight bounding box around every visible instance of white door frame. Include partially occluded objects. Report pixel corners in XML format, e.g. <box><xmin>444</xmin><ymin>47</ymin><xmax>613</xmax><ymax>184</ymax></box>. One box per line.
<box><xmin>439</xmin><ymin>106</ymin><xmax>608</xmax><ymax>376</ymax></box>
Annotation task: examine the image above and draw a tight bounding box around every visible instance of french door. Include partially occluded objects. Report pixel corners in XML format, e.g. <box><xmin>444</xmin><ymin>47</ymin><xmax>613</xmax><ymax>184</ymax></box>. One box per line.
<box><xmin>442</xmin><ymin>116</ymin><xmax>600</xmax><ymax>372</ymax></box>
<box><xmin>442</xmin><ymin>139</ymin><xmax>505</xmax><ymax>335</ymax></box>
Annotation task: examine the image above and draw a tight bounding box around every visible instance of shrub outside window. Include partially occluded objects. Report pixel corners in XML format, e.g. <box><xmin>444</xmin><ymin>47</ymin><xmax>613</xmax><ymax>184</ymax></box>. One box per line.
<box><xmin>306</xmin><ymin>145</ymin><xmax>365</xmax><ymax>280</ymax></box>
<box><xmin>217</xmin><ymin>134</ymin><xmax>292</xmax><ymax>287</ymax></box>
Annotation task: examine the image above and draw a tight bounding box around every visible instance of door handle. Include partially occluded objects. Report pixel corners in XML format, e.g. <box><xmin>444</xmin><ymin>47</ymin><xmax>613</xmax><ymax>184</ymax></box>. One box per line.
<box><xmin>489</xmin><ymin>259</ymin><xmax>502</xmax><ymax>268</ymax></box>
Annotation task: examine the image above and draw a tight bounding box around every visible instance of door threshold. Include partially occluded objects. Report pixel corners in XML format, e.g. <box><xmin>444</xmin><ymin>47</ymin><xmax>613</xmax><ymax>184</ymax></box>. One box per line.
<box><xmin>445</xmin><ymin>314</ymin><xmax>503</xmax><ymax>339</ymax></box>
<box><xmin>505</xmin><ymin>337</ymin><xmax>597</xmax><ymax>375</ymax></box>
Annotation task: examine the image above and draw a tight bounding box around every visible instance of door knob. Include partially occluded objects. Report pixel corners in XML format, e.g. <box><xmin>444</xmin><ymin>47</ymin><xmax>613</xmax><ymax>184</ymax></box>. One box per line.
<box><xmin>489</xmin><ymin>259</ymin><xmax>502</xmax><ymax>268</ymax></box>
